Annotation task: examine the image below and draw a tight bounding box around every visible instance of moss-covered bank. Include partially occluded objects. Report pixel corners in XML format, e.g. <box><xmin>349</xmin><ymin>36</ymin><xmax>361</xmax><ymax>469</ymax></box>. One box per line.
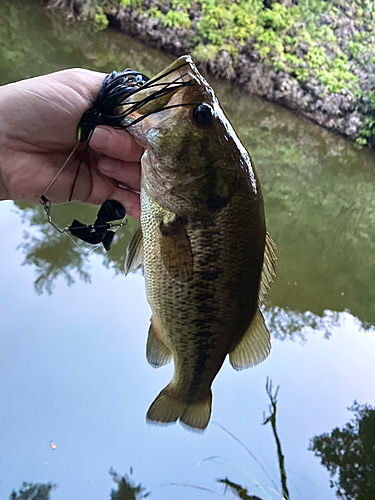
<box><xmin>48</xmin><ymin>0</ymin><xmax>375</xmax><ymax>147</ymax></box>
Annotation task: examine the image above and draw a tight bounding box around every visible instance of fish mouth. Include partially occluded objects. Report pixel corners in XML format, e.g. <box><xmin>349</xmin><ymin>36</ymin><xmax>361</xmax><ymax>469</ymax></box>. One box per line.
<box><xmin>116</xmin><ymin>55</ymin><xmax>209</xmax><ymax>129</ymax></box>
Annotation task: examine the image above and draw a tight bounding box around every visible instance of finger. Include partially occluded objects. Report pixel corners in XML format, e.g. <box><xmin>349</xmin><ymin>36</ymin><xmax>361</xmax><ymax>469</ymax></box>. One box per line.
<box><xmin>98</xmin><ymin>157</ymin><xmax>141</xmax><ymax>191</ymax></box>
<box><xmin>110</xmin><ymin>186</ymin><xmax>141</xmax><ymax>220</ymax></box>
<box><xmin>83</xmin><ymin>166</ymin><xmax>141</xmax><ymax>220</ymax></box>
<box><xmin>90</xmin><ymin>126</ymin><xmax>143</xmax><ymax>162</ymax></box>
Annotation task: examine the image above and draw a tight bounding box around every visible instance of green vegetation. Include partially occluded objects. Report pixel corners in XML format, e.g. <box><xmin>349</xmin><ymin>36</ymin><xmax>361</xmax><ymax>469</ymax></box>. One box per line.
<box><xmin>73</xmin><ymin>0</ymin><xmax>375</xmax><ymax>146</ymax></box>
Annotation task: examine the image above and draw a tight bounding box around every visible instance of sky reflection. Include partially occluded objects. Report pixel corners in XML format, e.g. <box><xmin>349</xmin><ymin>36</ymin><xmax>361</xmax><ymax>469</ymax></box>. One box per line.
<box><xmin>1</xmin><ymin>202</ymin><xmax>375</xmax><ymax>500</ymax></box>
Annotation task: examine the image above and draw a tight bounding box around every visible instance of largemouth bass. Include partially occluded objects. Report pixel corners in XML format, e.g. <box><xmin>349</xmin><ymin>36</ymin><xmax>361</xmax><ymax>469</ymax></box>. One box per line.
<box><xmin>122</xmin><ymin>56</ymin><xmax>276</xmax><ymax>431</ymax></box>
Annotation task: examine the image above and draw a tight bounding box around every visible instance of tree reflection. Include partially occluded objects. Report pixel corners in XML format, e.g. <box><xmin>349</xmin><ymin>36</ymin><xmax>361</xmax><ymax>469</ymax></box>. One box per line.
<box><xmin>109</xmin><ymin>468</ymin><xmax>150</xmax><ymax>500</ymax></box>
<box><xmin>0</xmin><ymin>0</ymin><xmax>171</xmax><ymax>87</ymax></box>
<box><xmin>9</xmin><ymin>469</ymin><xmax>149</xmax><ymax>500</ymax></box>
<box><xmin>264</xmin><ymin>308</ymin><xmax>341</xmax><ymax>342</ymax></box>
<box><xmin>15</xmin><ymin>202</ymin><xmax>137</xmax><ymax>294</ymax></box>
<box><xmin>309</xmin><ymin>402</ymin><xmax>375</xmax><ymax>499</ymax></box>
<box><xmin>9</xmin><ymin>482</ymin><xmax>56</xmax><ymax>500</ymax></box>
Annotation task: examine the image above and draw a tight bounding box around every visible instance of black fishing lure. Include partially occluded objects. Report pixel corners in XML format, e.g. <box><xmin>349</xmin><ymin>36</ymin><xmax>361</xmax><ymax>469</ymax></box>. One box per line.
<box><xmin>40</xmin><ymin>60</ymin><xmax>196</xmax><ymax>251</ymax></box>
<box><xmin>77</xmin><ymin>69</ymin><xmax>150</xmax><ymax>143</ymax></box>
<box><xmin>69</xmin><ymin>199</ymin><xmax>126</xmax><ymax>251</ymax></box>
<box><xmin>40</xmin><ymin>68</ymin><xmax>149</xmax><ymax>251</ymax></box>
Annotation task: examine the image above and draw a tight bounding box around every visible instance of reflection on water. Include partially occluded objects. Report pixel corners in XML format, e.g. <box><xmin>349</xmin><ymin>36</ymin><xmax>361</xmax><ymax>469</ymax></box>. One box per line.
<box><xmin>15</xmin><ymin>202</ymin><xmax>137</xmax><ymax>294</ymax></box>
<box><xmin>53</xmin><ymin>391</ymin><xmax>372</xmax><ymax>500</ymax></box>
<box><xmin>10</xmin><ymin>482</ymin><xmax>56</xmax><ymax>500</ymax></box>
<box><xmin>10</xmin><ymin>396</ymin><xmax>375</xmax><ymax>500</ymax></box>
<box><xmin>265</xmin><ymin>308</ymin><xmax>341</xmax><ymax>342</ymax></box>
<box><xmin>2</xmin><ymin>0</ymin><xmax>375</xmax><ymax>499</ymax></box>
<box><xmin>0</xmin><ymin>0</ymin><xmax>171</xmax><ymax>83</ymax></box>
<box><xmin>3</xmin><ymin>0</ymin><xmax>375</xmax><ymax>336</ymax></box>
<box><xmin>309</xmin><ymin>402</ymin><xmax>375</xmax><ymax>499</ymax></box>
<box><xmin>9</xmin><ymin>469</ymin><xmax>149</xmax><ymax>500</ymax></box>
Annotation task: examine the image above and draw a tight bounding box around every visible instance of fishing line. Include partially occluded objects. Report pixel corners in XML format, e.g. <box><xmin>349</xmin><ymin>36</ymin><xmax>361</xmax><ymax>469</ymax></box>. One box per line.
<box><xmin>118</xmin><ymin>59</ymin><xmax>190</xmax><ymax>99</ymax></box>
<box><xmin>42</xmin><ymin>142</ymin><xmax>80</xmax><ymax>199</ymax></box>
<box><xmin>22</xmin><ymin>89</ymin><xmax>73</xmax><ymax>115</ymax></box>
<box><xmin>68</xmin><ymin>142</ymin><xmax>90</xmax><ymax>202</ymax></box>
<box><xmin>115</xmin><ymin>72</ymin><xmax>198</xmax><ymax>129</ymax></box>
<box><xmin>157</xmin><ymin>483</ymin><xmax>225</xmax><ymax>498</ymax></box>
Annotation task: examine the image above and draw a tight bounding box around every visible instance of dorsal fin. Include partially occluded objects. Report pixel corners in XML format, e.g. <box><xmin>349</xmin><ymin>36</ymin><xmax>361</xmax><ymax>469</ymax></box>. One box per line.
<box><xmin>258</xmin><ymin>232</ymin><xmax>277</xmax><ymax>304</ymax></box>
<box><xmin>125</xmin><ymin>225</ymin><xmax>143</xmax><ymax>275</ymax></box>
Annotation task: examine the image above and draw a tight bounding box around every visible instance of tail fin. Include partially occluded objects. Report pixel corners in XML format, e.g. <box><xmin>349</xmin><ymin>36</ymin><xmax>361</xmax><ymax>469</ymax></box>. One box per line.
<box><xmin>146</xmin><ymin>384</ymin><xmax>212</xmax><ymax>431</ymax></box>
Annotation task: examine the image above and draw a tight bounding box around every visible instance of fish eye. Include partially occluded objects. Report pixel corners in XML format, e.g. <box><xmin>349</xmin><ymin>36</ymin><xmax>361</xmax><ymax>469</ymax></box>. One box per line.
<box><xmin>192</xmin><ymin>103</ymin><xmax>213</xmax><ymax>126</ymax></box>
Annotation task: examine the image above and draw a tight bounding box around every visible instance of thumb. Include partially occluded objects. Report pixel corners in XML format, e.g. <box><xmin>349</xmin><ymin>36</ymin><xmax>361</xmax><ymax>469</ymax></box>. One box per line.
<box><xmin>90</xmin><ymin>126</ymin><xmax>143</xmax><ymax>162</ymax></box>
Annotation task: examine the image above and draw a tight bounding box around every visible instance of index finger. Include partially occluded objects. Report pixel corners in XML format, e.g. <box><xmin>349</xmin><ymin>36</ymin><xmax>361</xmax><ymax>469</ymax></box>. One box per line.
<box><xmin>90</xmin><ymin>126</ymin><xmax>144</xmax><ymax>162</ymax></box>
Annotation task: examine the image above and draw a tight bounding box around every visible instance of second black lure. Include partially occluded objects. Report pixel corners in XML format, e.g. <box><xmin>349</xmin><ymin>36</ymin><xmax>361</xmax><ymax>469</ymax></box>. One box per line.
<box><xmin>69</xmin><ymin>199</ymin><xmax>126</xmax><ymax>251</ymax></box>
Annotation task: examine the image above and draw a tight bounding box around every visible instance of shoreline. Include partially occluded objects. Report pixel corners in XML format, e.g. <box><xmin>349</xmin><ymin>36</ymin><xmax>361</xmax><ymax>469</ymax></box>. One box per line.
<box><xmin>46</xmin><ymin>0</ymin><xmax>375</xmax><ymax>147</ymax></box>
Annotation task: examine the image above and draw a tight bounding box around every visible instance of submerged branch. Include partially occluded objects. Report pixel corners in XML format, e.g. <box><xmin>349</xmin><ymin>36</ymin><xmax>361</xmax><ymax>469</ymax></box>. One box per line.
<box><xmin>262</xmin><ymin>377</ymin><xmax>289</xmax><ymax>500</ymax></box>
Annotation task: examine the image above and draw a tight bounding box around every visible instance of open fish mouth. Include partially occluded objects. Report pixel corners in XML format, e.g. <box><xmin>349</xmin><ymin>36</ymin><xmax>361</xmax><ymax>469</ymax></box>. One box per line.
<box><xmin>115</xmin><ymin>55</ymin><xmax>208</xmax><ymax>129</ymax></box>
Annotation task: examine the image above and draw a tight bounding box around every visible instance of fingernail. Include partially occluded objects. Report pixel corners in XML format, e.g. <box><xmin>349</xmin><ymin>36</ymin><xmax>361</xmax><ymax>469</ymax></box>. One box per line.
<box><xmin>90</xmin><ymin>127</ymin><xmax>112</xmax><ymax>150</ymax></box>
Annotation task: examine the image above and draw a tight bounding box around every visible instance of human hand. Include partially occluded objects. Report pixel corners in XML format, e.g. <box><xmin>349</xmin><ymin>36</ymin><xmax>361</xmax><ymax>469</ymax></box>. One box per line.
<box><xmin>0</xmin><ymin>69</ymin><xmax>143</xmax><ymax>219</ymax></box>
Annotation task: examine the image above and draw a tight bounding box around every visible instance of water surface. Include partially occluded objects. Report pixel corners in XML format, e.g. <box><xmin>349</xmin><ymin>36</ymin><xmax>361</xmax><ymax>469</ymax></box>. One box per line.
<box><xmin>1</xmin><ymin>1</ymin><xmax>375</xmax><ymax>499</ymax></box>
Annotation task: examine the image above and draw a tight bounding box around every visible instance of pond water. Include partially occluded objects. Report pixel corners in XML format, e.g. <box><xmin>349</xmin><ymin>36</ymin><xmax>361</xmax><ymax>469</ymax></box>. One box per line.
<box><xmin>1</xmin><ymin>1</ymin><xmax>375</xmax><ymax>499</ymax></box>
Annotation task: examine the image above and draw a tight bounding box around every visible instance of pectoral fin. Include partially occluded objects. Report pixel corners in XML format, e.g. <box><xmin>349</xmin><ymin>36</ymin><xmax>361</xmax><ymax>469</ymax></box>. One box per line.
<box><xmin>146</xmin><ymin>318</ymin><xmax>172</xmax><ymax>368</ymax></box>
<box><xmin>258</xmin><ymin>232</ymin><xmax>277</xmax><ymax>304</ymax></box>
<box><xmin>125</xmin><ymin>225</ymin><xmax>143</xmax><ymax>275</ymax></box>
<box><xmin>160</xmin><ymin>217</ymin><xmax>193</xmax><ymax>282</ymax></box>
<box><xmin>229</xmin><ymin>308</ymin><xmax>271</xmax><ymax>370</ymax></box>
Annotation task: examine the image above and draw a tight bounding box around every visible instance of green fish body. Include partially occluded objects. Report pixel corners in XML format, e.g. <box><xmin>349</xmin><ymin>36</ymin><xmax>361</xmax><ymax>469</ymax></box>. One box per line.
<box><xmin>123</xmin><ymin>56</ymin><xmax>276</xmax><ymax>430</ymax></box>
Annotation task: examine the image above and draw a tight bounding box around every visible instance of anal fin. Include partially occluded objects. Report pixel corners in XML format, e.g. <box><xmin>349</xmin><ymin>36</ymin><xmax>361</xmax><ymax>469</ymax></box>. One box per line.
<box><xmin>146</xmin><ymin>318</ymin><xmax>172</xmax><ymax>368</ymax></box>
<box><xmin>229</xmin><ymin>308</ymin><xmax>271</xmax><ymax>371</ymax></box>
